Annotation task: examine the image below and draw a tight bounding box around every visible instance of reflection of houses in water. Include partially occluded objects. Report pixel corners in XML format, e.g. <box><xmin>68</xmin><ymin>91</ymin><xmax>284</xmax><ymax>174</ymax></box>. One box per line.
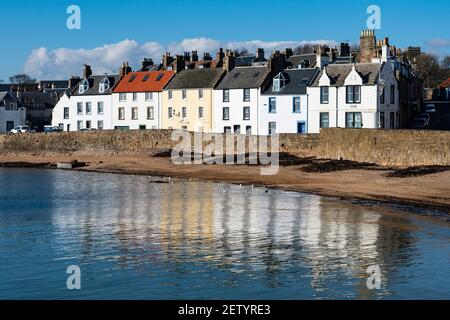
<box><xmin>50</xmin><ymin>175</ymin><xmax>416</xmax><ymax>298</ymax></box>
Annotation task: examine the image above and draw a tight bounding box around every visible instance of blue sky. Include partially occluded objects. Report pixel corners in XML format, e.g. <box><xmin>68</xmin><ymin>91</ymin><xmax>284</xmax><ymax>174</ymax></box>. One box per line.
<box><xmin>1</xmin><ymin>0</ymin><xmax>449</xmax><ymax>80</ymax></box>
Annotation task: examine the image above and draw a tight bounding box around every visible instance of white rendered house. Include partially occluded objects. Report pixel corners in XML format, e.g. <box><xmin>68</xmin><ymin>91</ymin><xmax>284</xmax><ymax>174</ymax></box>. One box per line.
<box><xmin>213</xmin><ymin>66</ymin><xmax>270</xmax><ymax>135</ymax></box>
<box><xmin>0</xmin><ymin>92</ymin><xmax>26</xmax><ymax>132</ymax></box>
<box><xmin>52</xmin><ymin>73</ymin><xmax>119</xmax><ymax>131</ymax></box>
<box><xmin>112</xmin><ymin>71</ymin><xmax>174</xmax><ymax>130</ymax></box>
<box><xmin>307</xmin><ymin>60</ymin><xmax>399</xmax><ymax>133</ymax></box>
<box><xmin>259</xmin><ymin>68</ymin><xmax>319</xmax><ymax>135</ymax></box>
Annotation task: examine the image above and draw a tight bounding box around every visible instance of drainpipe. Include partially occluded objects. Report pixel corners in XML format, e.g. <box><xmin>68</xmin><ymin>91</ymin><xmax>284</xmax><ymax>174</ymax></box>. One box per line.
<box><xmin>306</xmin><ymin>93</ymin><xmax>309</xmax><ymax>133</ymax></box>
<box><xmin>336</xmin><ymin>86</ymin><xmax>339</xmax><ymax>127</ymax></box>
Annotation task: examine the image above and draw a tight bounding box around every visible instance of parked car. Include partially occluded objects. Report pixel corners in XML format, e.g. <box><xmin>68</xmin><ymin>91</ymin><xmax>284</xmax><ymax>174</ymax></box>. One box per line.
<box><xmin>411</xmin><ymin>118</ymin><xmax>428</xmax><ymax>129</ymax></box>
<box><xmin>425</xmin><ymin>104</ymin><xmax>436</xmax><ymax>114</ymax></box>
<box><xmin>10</xmin><ymin>126</ymin><xmax>31</xmax><ymax>134</ymax></box>
<box><xmin>44</xmin><ymin>125</ymin><xmax>63</xmax><ymax>133</ymax></box>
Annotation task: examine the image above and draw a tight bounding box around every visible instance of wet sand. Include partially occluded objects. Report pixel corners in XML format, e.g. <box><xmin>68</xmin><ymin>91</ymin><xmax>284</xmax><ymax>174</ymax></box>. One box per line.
<box><xmin>1</xmin><ymin>154</ymin><xmax>450</xmax><ymax>214</ymax></box>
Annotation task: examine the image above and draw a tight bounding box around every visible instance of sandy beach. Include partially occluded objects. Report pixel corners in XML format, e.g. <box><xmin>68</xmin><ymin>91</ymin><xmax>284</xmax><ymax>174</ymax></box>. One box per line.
<box><xmin>1</xmin><ymin>153</ymin><xmax>450</xmax><ymax>214</ymax></box>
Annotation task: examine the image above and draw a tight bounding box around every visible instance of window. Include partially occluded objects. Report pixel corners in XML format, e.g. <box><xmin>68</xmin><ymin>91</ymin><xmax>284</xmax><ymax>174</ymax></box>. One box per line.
<box><xmin>99</xmin><ymin>78</ymin><xmax>110</xmax><ymax>93</ymax></box>
<box><xmin>85</xmin><ymin>121</ymin><xmax>91</xmax><ymax>129</ymax></box>
<box><xmin>243</xmin><ymin>106</ymin><xmax>250</xmax><ymax>120</ymax></box>
<box><xmin>64</xmin><ymin>107</ymin><xmax>69</xmax><ymax>119</ymax></box>
<box><xmin>182</xmin><ymin>90</ymin><xmax>187</xmax><ymax>100</ymax></box>
<box><xmin>346</xmin><ymin>112</ymin><xmax>362</xmax><ymax>128</ymax></box>
<box><xmin>168</xmin><ymin>107</ymin><xmax>173</xmax><ymax>119</ymax></box>
<box><xmin>77</xmin><ymin>120</ymin><xmax>83</xmax><ymax>130</ymax></box>
<box><xmin>390</xmin><ymin>84</ymin><xmax>395</xmax><ymax>104</ymax></box>
<box><xmin>85</xmin><ymin>102</ymin><xmax>92</xmax><ymax>115</ymax></box>
<box><xmin>233</xmin><ymin>125</ymin><xmax>241</xmax><ymax>134</ymax></box>
<box><xmin>224</xmin><ymin>126</ymin><xmax>231</xmax><ymax>134</ymax></box>
<box><xmin>145</xmin><ymin>92</ymin><xmax>153</xmax><ymax>101</ymax></box>
<box><xmin>243</xmin><ymin>88</ymin><xmax>251</xmax><ymax>102</ymax></box>
<box><xmin>268</xmin><ymin>122</ymin><xmax>277</xmax><ymax>135</ymax></box>
<box><xmin>77</xmin><ymin>102</ymin><xmax>83</xmax><ymax>115</ymax></box>
<box><xmin>320</xmin><ymin>86</ymin><xmax>329</xmax><ymax>104</ymax></box>
<box><xmin>182</xmin><ymin>107</ymin><xmax>187</xmax><ymax>119</ymax></box>
<box><xmin>223</xmin><ymin>89</ymin><xmax>229</xmax><ymax>102</ymax></box>
<box><xmin>246</xmin><ymin>126</ymin><xmax>252</xmax><ymax>135</ymax></box>
<box><xmin>97</xmin><ymin>102</ymin><xmax>104</xmax><ymax>115</ymax></box>
<box><xmin>320</xmin><ymin>112</ymin><xmax>329</xmax><ymax>128</ymax></box>
<box><xmin>97</xmin><ymin>121</ymin><xmax>104</xmax><ymax>130</ymax></box>
<box><xmin>147</xmin><ymin>107</ymin><xmax>154</xmax><ymax>120</ymax></box>
<box><xmin>198</xmin><ymin>106</ymin><xmax>204</xmax><ymax>119</ymax></box>
<box><xmin>132</xmin><ymin>107</ymin><xmax>138</xmax><ymax>120</ymax></box>
<box><xmin>390</xmin><ymin>112</ymin><xmax>395</xmax><ymax>128</ymax></box>
<box><xmin>380</xmin><ymin>87</ymin><xmax>385</xmax><ymax>104</ymax></box>
<box><xmin>119</xmin><ymin>93</ymin><xmax>126</xmax><ymax>101</ymax></box>
<box><xmin>198</xmin><ymin>89</ymin><xmax>204</xmax><ymax>99</ymax></box>
<box><xmin>118</xmin><ymin>107</ymin><xmax>125</xmax><ymax>120</ymax></box>
<box><xmin>380</xmin><ymin>112</ymin><xmax>385</xmax><ymax>128</ymax></box>
<box><xmin>79</xmin><ymin>79</ymin><xmax>89</xmax><ymax>94</ymax></box>
<box><xmin>273</xmin><ymin>73</ymin><xmax>286</xmax><ymax>92</ymax></box>
<box><xmin>133</xmin><ymin>92</ymin><xmax>138</xmax><ymax>101</ymax></box>
<box><xmin>269</xmin><ymin>97</ymin><xmax>276</xmax><ymax>113</ymax></box>
<box><xmin>168</xmin><ymin>90</ymin><xmax>173</xmax><ymax>100</ymax></box>
<box><xmin>293</xmin><ymin>97</ymin><xmax>301</xmax><ymax>113</ymax></box>
<box><xmin>346</xmin><ymin>86</ymin><xmax>361</xmax><ymax>103</ymax></box>
<box><xmin>222</xmin><ymin>107</ymin><xmax>230</xmax><ymax>120</ymax></box>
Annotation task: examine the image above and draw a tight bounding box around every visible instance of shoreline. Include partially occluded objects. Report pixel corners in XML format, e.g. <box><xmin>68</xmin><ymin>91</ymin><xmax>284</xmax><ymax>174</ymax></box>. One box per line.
<box><xmin>1</xmin><ymin>154</ymin><xmax>450</xmax><ymax>216</ymax></box>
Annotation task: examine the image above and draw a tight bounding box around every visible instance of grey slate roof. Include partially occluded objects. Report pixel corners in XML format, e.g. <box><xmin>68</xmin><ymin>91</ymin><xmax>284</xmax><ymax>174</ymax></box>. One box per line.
<box><xmin>72</xmin><ymin>75</ymin><xmax>120</xmax><ymax>96</ymax></box>
<box><xmin>0</xmin><ymin>91</ymin><xmax>19</xmax><ymax>103</ymax></box>
<box><xmin>235</xmin><ymin>55</ymin><xmax>256</xmax><ymax>67</ymax></box>
<box><xmin>311</xmin><ymin>63</ymin><xmax>381</xmax><ymax>87</ymax></box>
<box><xmin>262</xmin><ymin>68</ymin><xmax>320</xmax><ymax>95</ymax></box>
<box><xmin>287</xmin><ymin>54</ymin><xmax>317</xmax><ymax>69</ymax></box>
<box><xmin>164</xmin><ymin>69</ymin><xmax>225</xmax><ymax>90</ymax></box>
<box><xmin>216</xmin><ymin>66</ymin><xmax>271</xmax><ymax>90</ymax></box>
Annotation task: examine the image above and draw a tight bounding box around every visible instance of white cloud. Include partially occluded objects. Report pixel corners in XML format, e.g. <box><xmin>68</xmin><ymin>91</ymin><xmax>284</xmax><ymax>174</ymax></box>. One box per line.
<box><xmin>428</xmin><ymin>38</ymin><xmax>450</xmax><ymax>48</ymax></box>
<box><xmin>23</xmin><ymin>38</ymin><xmax>336</xmax><ymax>80</ymax></box>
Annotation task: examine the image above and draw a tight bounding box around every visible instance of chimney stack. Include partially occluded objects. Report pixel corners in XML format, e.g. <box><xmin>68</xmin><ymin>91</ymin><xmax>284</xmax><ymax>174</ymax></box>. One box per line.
<box><xmin>191</xmin><ymin>51</ymin><xmax>199</xmax><ymax>62</ymax></box>
<box><xmin>284</xmin><ymin>48</ymin><xmax>293</xmax><ymax>59</ymax></box>
<box><xmin>119</xmin><ymin>62</ymin><xmax>132</xmax><ymax>78</ymax></box>
<box><xmin>223</xmin><ymin>50</ymin><xmax>236</xmax><ymax>73</ymax></box>
<box><xmin>216</xmin><ymin>48</ymin><xmax>225</xmax><ymax>62</ymax></box>
<box><xmin>203</xmin><ymin>52</ymin><xmax>212</xmax><ymax>61</ymax></box>
<box><xmin>162</xmin><ymin>52</ymin><xmax>174</xmax><ymax>68</ymax></box>
<box><xmin>255</xmin><ymin>48</ymin><xmax>265</xmax><ymax>61</ymax></box>
<box><xmin>339</xmin><ymin>43</ymin><xmax>350</xmax><ymax>57</ymax></box>
<box><xmin>174</xmin><ymin>55</ymin><xmax>186</xmax><ymax>73</ymax></box>
<box><xmin>359</xmin><ymin>29</ymin><xmax>376</xmax><ymax>63</ymax></box>
<box><xmin>141</xmin><ymin>58</ymin><xmax>154</xmax><ymax>71</ymax></box>
<box><xmin>83</xmin><ymin>64</ymin><xmax>92</xmax><ymax>78</ymax></box>
<box><xmin>269</xmin><ymin>51</ymin><xmax>287</xmax><ymax>75</ymax></box>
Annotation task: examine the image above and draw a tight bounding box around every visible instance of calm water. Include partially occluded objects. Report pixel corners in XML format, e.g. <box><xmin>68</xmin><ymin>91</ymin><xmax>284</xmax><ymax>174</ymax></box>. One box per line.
<box><xmin>0</xmin><ymin>168</ymin><xmax>449</xmax><ymax>300</ymax></box>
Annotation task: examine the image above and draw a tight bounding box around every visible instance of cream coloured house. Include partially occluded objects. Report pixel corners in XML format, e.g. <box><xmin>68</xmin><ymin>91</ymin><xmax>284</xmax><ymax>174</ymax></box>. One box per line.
<box><xmin>161</xmin><ymin>69</ymin><xmax>225</xmax><ymax>132</ymax></box>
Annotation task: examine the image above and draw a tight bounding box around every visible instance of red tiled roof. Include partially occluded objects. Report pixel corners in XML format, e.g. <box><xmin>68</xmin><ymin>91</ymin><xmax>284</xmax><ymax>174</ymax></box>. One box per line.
<box><xmin>113</xmin><ymin>71</ymin><xmax>175</xmax><ymax>93</ymax></box>
<box><xmin>438</xmin><ymin>77</ymin><xmax>450</xmax><ymax>89</ymax></box>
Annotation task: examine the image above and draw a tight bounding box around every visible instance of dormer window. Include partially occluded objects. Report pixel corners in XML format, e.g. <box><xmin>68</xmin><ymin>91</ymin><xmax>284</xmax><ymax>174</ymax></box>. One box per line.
<box><xmin>99</xmin><ymin>77</ymin><xmax>110</xmax><ymax>93</ymax></box>
<box><xmin>79</xmin><ymin>79</ymin><xmax>89</xmax><ymax>94</ymax></box>
<box><xmin>273</xmin><ymin>73</ymin><xmax>286</xmax><ymax>92</ymax></box>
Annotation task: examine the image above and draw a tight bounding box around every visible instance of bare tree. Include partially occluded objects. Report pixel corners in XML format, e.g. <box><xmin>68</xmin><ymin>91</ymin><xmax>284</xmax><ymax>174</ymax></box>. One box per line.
<box><xmin>293</xmin><ymin>44</ymin><xmax>315</xmax><ymax>55</ymax></box>
<box><xmin>236</xmin><ymin>48</ymin><xmax>250</xmax><ymax>56</ymax></box>
<box><xmin>414</xmin><ymin>53</ymin><xmax>441</xmax><ymax>88</ymax></box>
<box><xmin>441</xmin><ymin>55</ymin><xmax>450</xmax><ymax>70</ymax></box>
<box><xmin>9</xmin><ymin>74</ymin><xmax>36</xmax><ymax>84</ymax></box>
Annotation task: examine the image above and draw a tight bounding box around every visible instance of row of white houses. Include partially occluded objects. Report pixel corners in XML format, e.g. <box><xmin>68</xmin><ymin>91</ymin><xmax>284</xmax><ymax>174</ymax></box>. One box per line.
<box><xmin>53</xmin><ymin>49</ymin><xmax>400</xmax><ymax>134</ymax></box>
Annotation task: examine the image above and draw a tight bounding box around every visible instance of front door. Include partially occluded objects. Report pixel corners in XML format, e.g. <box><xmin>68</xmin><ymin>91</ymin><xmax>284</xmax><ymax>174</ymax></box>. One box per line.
<box><xmin>6</xmin><ymin>121</ymin><xmax>14</xmax><ymax>131</ymax></box>
<box><xmin>233</xmin><ymin>125</ymin><xmax>241</xmax><ymax>134</ymax></box>
<box><xmin>297</xmin><ymin>122</ymin><xmax>306</xmax><ymax>134</ymax></box>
